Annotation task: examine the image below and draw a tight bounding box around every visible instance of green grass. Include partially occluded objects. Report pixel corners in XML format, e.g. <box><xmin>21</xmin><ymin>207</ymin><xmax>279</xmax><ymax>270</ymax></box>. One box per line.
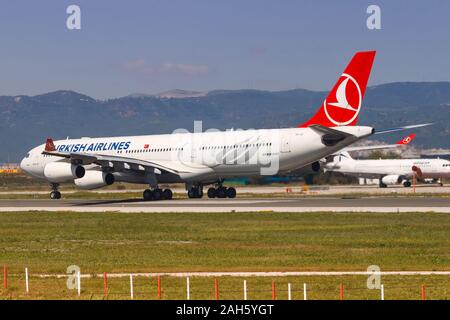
<box><xmin>2</xmin><ymin>274</ymin><xmax>448</xmax><ymax>300</ymax></box>
<box><xmin>1</xmin><ymin>211</ymin><xmax>450</xmax><ymax>299</ymax></box>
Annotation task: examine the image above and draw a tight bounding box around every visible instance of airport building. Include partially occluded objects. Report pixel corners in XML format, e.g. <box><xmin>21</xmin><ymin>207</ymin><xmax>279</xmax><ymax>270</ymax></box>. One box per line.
<box><xmin>0</xmin><ymin>163</ymin><xmax>20</xmax><ymax>174</ymax></box>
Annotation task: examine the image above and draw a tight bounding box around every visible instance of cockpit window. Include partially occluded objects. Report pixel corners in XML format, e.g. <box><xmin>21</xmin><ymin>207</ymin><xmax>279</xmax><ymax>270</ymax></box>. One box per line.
<box><xmin>25</xmin><ymin>153</ymin><xmax>30</xmax><ymax>158</ymax></box>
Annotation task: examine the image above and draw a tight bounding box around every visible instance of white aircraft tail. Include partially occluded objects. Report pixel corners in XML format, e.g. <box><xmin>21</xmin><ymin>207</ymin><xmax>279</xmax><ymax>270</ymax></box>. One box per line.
<box><xmin>335</xmin><ymin>151</ymin><xmax>354</xmax><ymax>162</ymax></box>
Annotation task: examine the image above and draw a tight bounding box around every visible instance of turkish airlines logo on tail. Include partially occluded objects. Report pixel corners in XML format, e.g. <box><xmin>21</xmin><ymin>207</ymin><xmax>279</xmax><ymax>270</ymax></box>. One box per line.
<box><xmin>396</xmin><ymin>133</ymin><xmax>416</xmax><ymax>145</ymax></box>
<box><xmin>323</xmin><ymin>73</ymin><xmax>362</xmax><ymax>126</ymax></box>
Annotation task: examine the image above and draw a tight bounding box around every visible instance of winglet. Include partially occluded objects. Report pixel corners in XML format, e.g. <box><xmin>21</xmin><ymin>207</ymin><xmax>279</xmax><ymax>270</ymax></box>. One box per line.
<box><xmin>396</xmin><ymin>133</ymin><xmax>416</xmax><ymax>145</ymax></box>
<box><xmin>45</xmin><ymin>138</ymin><xmax>56</xmax><ymax>152</ymax></box>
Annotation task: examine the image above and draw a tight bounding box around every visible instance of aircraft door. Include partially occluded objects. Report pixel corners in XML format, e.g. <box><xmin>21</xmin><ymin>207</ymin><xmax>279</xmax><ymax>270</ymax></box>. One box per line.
<box><xmin>280</xmin><ymin>133</ymin><xmax>292</xmax><ymax>153</ymax></box>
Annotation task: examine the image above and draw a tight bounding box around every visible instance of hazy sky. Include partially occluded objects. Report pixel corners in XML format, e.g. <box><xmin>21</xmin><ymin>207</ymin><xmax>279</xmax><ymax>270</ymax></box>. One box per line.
<box><xmin>0</xmin><ymin>0</ymin><xmax>449</xmax><ymax>98</ymax></box>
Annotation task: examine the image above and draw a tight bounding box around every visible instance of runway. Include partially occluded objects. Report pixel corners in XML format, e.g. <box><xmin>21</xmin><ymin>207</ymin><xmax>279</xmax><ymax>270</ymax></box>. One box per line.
<box><xmin>0</xmin><ymin>197</ymin><xmax>449</xmax><ymax>213</ymax></box>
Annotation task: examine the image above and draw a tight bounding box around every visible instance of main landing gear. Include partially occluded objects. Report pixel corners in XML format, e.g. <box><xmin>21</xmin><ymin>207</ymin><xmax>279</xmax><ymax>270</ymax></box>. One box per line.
<box><xmin>143</xmin><ymin>188</ymin><xmax>173</xmax><ymax>201</ymax></box>
<box><xmin>207</xmin><ymin>185</ymin><xmax>236</xmax><ymax>199</ymax></box>
<box><xmin>143</xmin><ymin>183</ymin><xmax>238</xmax><ymax>200</ymax></box>
<box><xmin>186</xmin><ymin>183</ymin><xmax>236</xmax><ymax>199</ymax></box>
<box><xmin>50</xmin><ymin>183</ymin><xmax>61</xmax><ymax>199</ymax></box>
<box><xmin>187</xmin><ymin>185</ymin><xmax>203</xmax><ymax>199</ymax></box>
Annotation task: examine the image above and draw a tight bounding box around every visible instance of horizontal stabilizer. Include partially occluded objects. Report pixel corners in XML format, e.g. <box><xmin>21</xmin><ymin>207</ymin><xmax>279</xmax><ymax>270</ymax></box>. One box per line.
<box><xmin>375</xmin><ymin>123</ymin><xmax>432</xmax><ymax>135</ymax></box>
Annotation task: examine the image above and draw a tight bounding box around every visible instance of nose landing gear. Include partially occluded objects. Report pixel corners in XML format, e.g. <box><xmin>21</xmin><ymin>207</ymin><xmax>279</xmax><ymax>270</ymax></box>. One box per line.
<box><xmin>49</xmin><ymin>183</ymin><xmax>61</xmax><ymax>199</ymax></box>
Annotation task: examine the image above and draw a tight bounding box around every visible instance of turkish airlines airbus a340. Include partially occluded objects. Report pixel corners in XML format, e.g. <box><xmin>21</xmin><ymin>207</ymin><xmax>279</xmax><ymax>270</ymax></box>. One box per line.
<box><xmin>19</xmin><ymin>51</ymin><xmax>423</xmax><ymax>200</ymax></box>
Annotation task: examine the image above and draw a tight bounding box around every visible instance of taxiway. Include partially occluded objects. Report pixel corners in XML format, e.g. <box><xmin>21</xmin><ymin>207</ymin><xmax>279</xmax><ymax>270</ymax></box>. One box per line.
<box><xmin>0</xmin><ymin>197</ymin><xmax>448</xmax><ymax>213</ymax></box>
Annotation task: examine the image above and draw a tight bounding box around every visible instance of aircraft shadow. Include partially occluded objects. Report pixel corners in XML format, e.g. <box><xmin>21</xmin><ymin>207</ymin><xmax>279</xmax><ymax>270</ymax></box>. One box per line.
<box><xmin>73</xmin><ymin>198</ymin><xmax>148</xmax><ymax>206</ymax></box>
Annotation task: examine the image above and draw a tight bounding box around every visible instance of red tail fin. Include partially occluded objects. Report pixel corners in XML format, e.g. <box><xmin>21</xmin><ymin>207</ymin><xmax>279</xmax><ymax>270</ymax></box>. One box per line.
<box><xmin>396</xmin><ymin>133</ymin><xmax>416</xmax><ymax>145</ymax></box>
<box><xmin>45</xmin><ymin>138</ymin><xmax>56</xmax><ymax>152</ymax></box>
<box><xmin>299</xmin><ymin>51</ymin><xmax>376</xmax><ymax>127</ymax></box>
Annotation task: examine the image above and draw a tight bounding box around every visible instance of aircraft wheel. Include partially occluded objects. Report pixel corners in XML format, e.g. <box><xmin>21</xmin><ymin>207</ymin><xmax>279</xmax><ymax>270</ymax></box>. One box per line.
<box><xmin>153</xmin><ymin>188</ymin><xmax>163</xmax><ymax>201</ymax></box>
<box><xmin>207</xmin><ymin>187</ymin><xmax>217</xmax><ymax>198</ymax></box>
<box><xmin>50</xmin><ymin>191</ymin><xmax>61</xmax><ymax>200</ymax></box>
<box><xmin>217</xmin><ymin>187</ymin><xmax>227</xmax><ymax>198</ymax></box>
<box><xmin>226</xmin><ymin>187</ymin><xmax>236</xmax><ymax>198</ymax></box>
<box><xmin>379</xmin><ymin>183</ymin><xmax>387</xmax><ymax>188</ymax></box>
<box><xmin>188</xmin><ymin>187</ymin><xmax>203</xmax><ymax>198</ymax></box>
<box><xmin>143</xmin><ymin>189</ymin><xmax>154</xmax><ymax>201</ymax></box>
<box><xmin>163</xmin><ymin>189</ymin><xmax>173</xmax><ymax>200</ymax></box>
<box><xmin>403</xmin><ymin>181</ymin><xmax>412</xmax><ymax>188</ymax></box>
<box><xmin>188</xmin><ymin>189</ymin><xmax>196</xmax><ymax>199</ymax></box>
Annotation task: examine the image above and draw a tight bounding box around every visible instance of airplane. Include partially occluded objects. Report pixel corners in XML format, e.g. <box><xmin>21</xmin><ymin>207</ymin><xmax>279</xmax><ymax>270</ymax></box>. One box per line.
<box><xmin>324</xmin><ymin>138</ymin><xmax>450</xmax><ymax>188</ymax></box>
<box><xmin>283</xmin><ymin>133</ymin><xmax>418</xmax><ymax>176</ymax></box>
<box><xmin>18</xmin><ymin>50</ymin><xmax>421</xmax><ymax>200</ymax></box>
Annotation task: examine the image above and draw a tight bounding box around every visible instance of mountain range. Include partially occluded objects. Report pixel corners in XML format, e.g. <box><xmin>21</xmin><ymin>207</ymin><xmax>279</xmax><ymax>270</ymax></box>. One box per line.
<box><xmin>1</xmin><ymin>82</ymin><xmax>449</xmax><ymax>162</ymax></box>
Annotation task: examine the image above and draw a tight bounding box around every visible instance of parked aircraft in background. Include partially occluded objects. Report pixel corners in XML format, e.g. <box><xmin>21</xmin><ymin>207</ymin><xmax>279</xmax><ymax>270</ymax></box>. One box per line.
<box><xmin>324</xmin><ymin>136</ymin><xmax>450</xmax><ymax>187</ymax></box>
<box><xmin>252</xmin><ymin>133</ymin><xmax>418</xmax><ymax>183</ymax></box>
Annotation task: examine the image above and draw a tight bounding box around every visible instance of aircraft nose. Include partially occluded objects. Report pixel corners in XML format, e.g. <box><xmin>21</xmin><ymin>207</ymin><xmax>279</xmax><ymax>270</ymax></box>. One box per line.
<box><xmin>20</xmin><ymin>157</ymin><xmax>28</xmax><ymax>172</ymax></box>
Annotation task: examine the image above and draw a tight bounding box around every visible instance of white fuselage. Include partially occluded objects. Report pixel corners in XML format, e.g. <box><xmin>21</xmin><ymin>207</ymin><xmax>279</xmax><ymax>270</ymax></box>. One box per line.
<box><xmin>21</xmin><ymin>126</ymin><xmax>373</xmax><ymax>186</ymax></box>
<box><xmin>326</xmin><ymin>157</ymin><xmax>450</xmax><ymax>180</ymax></box>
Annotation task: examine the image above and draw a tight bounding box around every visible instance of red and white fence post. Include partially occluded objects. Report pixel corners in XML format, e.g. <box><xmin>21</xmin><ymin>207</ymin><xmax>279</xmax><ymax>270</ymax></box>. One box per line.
<box><xmin>186</xmin><ymin>277</ymin><xmax>190</xmax><ymax>300</ymax></box>
<box><xmin>243</xmin><ymin>280</ymin><xmax>247</xmax><ymax>300</ymax></box>
<box><xmin>157</xmin><ymin>275</ymin><xmax>161</xmax><ymax>300</ymax></box>
<box><xmin>214</xmin><ymin>278</ymin><xmax>219</xmax><ymax>301</ymax></box>
<box><xmin>3</xmin><ymin>265</ymin><xmax>7</xmax><ymax>289</ymax></box>
<box><xmin>129</xmin><ymin>274</ymin><xmax>134</xmax><ymax>300</ymax></box>
<box><xmin>25</xmin><ymin>267</ymin><xmax>29</xmax><ymax>293</ymax></box>
<box><xmin>271</xmin><ymin>280</ymin><xmax>276</xmax><ymax>300</ymax></box>
<box><xmin>288</xmin><ymin>283</ymin><xmax>292</xmax><ymax>301</ymax></box>
<box><xmin>303</xmin><ymin>283</ymin><xmax>307</xmax><ymax>300</ymax></box>
<box><xmin>103</xmin><ymin>272</ymin><xmax>108</xmax><ymax>299</ymax></box>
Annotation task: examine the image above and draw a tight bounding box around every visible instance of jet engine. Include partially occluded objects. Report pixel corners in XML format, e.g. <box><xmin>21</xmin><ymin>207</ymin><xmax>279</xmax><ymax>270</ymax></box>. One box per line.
<box><xmin>43</xmin><ymin>162</ymin><xmax>85</xmax><ymax>183</ymax></box>
<box><xmin>381</xmin><ymin>175</ymin><xmax>404</xmax><ymax>185</ymax></box>
<box><xmin>310</xmin><ymin>161</ymin><xmax>321</xmax><ymax>173</ymax></box>
<box><xmin>74</xmin><ymin>171</ymin><xmax>115</xmax><ymax>190</ymax></box>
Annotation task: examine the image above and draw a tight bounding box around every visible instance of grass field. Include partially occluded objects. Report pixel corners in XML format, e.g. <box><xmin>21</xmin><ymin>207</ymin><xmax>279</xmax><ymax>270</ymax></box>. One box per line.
<box><xmin>1</xmin><ymin>210</ymin><xmax>450</xmax><ymax>299</ymax></box>
<box><xmin>2</xmin><ymin>274</ymin><xmax>449</xmax><ymax>300</ymax></box>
